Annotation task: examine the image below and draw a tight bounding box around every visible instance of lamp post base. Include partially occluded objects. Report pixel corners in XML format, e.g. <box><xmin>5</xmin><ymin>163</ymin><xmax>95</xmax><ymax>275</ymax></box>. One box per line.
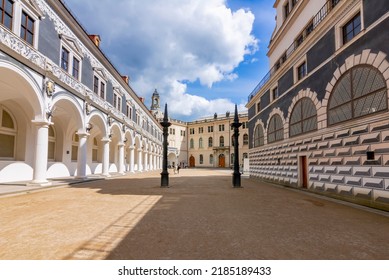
<box><xmin>161</xmin><ymin>171</ymin><xmax>169</xmax><ymax>188</ymax></box>
<box><xmin>232</xmin><ymin>172</ymin><xmax>242</xmax><ymax>188</ymax></box>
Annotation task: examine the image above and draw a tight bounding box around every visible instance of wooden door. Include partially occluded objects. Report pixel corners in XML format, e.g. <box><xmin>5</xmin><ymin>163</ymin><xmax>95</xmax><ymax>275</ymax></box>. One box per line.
<box><xmin>189</xmin><ymin>156</ymin><xmax>195</xmax><ymax>167</ymax></box>
<box><xmin>300</xmin><ymin>156</ymin><xmax>308</xmax><ymax>188</ymax></box>
<box><xmin>219</xmin><ymin>154</ymin><xmax>225</xmax><ymax>168</ymax></box>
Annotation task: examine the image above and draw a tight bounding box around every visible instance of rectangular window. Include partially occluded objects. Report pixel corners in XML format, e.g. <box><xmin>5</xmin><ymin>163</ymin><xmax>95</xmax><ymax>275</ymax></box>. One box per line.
<box><xmin>93</xmin><ymin>76</ymin><xmax>99</xmax><ymax>94</ymax></box>
<box><xmin>295</xmin><ymin>33</ymin><xmax>304</xmax><ymax>47</ymax></box>
<box><xmin>257</xmin><ymin>102</ymin><xmax>261</xmax><ymax>113</ymax></box>
<box><xmin>342</xmin><ymin>13</ymin><xmax>361</xmax><ymax>45</ymax></box>
<box><xmin>100</xmin><ymin>81</ymin><xmax>105</xmax><ymax>99</ymax></box>
<box><xmin>0</xmin><ymin>134</ymin><xmax>15</xmax><ymax>158</ymax></box>
<box><xmin>208</xmin><ymin>126</ymin><xmax>213</xmax><ymax>133</ymax></box>
<box><xmin>297</xmin><ymin>61</ymin><xmax>307</xmax><ymax>80</ymax></box>
<box><xmin>126</xmin><ymin>105</ymin><xmax>132</xmax><ymax>119</ymax></box>
<box><xmin>305</xmin><ymin>20</ymin><xmax>314</xmax><ymax>37</ymax></box>
<box><xmin>20</xmin><ymin>11</ymin><xmax>34</xmax><ymax>46</ymax></box>
<box><xmin>72</xmin><ymin>57</ymin><xmax>80</xmax><ymax>79</ymax></box>
<box><xmin>61</xmin><ymin>47</ymin><xmax>70</xmax><ymax>71</ymax></box>
<box><xmin>198</xmin><ymin>127</ymin><xmax>203</xmax><ymax>134</ymax></box>
<box><xmin>272</xmin><ymin>87</ymin><xmax>279</xmax><ymax>101</ymax></box>
<box><xmin>0</xmin><ymin>0</ymin><xmax>13</xmax><ymax>30</ymax></box>
<box><xmin>219</xmin><ymin>124</ymin><xmax>225</xmax><ymax>132</ymax></box>
<box><xmin>113</xmin><ymin>93</ymin><xmax>122</xmax><ymax>111</ymax></box>
<box><xmin>284</xmin><ymin>2</ymin><xmax>290</xmax><ymax>19</ymax></box>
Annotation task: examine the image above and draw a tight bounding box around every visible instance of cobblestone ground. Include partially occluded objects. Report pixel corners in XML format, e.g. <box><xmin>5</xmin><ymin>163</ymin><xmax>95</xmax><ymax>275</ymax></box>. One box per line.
<box><xmin>1</xmin><ymin>169</ymin><xmax>389</xmax><ymax>260</ymax></box>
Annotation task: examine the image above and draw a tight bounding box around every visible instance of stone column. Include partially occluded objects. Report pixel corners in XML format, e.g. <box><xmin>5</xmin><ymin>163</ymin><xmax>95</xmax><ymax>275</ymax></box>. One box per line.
<box><xmin>144</xmin><ymin>151</ymin><xmax>149</xmax><ymax>171</ymax></box>
<box><xmin>118</xmin><ymin>142</ymin><xmax>125</xmax><ymax>174</ymax></box>
<box><xmin>102</xmin><ymin>138</ymin><xmax>111</xmax><ymax>176</ymax></box>
<box><xmin>76</xmin><ymin>132</ymin><xmax>89</xmax><ymax>179</ymax></box>
<box><xmin>138</xmin><ymin>148</ymin><xmax>143</xmax><ymax>172</ymax></box>
<box><xmin>149</xmin><ymin>153</ymin><xmax>153</xmax><ymax>171</ymax></box>
<box><xmin>32</xmin><ymin>121</ymin><xmax>50</xmax><ymax>184</ymax></box>
<box><xmin>129</xmin><ymin>146</ymin><xmax>135</xmax><ymax>173</ymax></box>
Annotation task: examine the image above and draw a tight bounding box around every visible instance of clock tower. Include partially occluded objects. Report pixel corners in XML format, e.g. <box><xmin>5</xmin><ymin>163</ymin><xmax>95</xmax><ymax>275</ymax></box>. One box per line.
<box><xmin>150</xmin><ymin>89</ymin><xmax>164</xmax><ymax>120</ymax></box>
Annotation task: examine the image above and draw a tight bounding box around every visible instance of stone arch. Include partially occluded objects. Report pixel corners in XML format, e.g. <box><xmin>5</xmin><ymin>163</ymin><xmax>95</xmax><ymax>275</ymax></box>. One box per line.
<box><xmin>85</xmin><ymin>111</ymin><xmax>108</xmax><ymax>174</ymax></box>
<box><xmin>286</xmin><ymin>89</ymin><xmax>320</xmax><ymax>138</ymax></box>
<box><xmin>0</xmin><ymin>61</ymin><xmax>45</xmax><ymax>120</ymax></box>
<box><xmin>0</xmin><ymin>62</ymin><xmax>46</xmax><ymax>182</ymax></box>
<box><xmin>322</xmin><ymin>50</ymin><xmax>389</xmax><ymax>128</ymax></box>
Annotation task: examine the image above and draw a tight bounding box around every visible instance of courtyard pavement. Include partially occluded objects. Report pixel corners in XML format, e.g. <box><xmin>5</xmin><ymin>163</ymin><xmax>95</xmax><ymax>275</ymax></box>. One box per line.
<box><xmin>1</xmin><ymin>168</ymin><xmax>389</xmax><ymax>260</ymax></box>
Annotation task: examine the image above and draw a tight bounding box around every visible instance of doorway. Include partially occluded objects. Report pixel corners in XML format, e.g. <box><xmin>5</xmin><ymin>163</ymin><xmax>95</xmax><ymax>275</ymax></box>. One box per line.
<box><xmin>219</xmin><ymin>154</ymin><xmax>225</xmax><ymax>168</ymax></box>
<box><xmin>189</xmin><ymin>155</ymin><xmax>195</xmax><ymax>167</ymax></box>
<box><xmin>299</xmin><ymin>155</ymin><xmax>308</xmax><ymax>188</ymax></box>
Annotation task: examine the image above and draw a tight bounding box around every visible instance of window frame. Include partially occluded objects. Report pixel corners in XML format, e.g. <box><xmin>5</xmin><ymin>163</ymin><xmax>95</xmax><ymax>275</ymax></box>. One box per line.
<box><xmin>0</xmin><ymin>106</ymin><xmax>17</xmax><ymax>160</ymax></box>
<box><xmin>0</xmin><ymin>0</ymin><xmax>14</xmax><ymax>31</ymax></box>
<box><xmin>93</xmin><ymin>69</ymin><xmax>107</xmax><ymax>100</ymax></box>
<box><xmin>335</xmin><ymin>4</ymin><xmax>364</xmax><ymax>51</ymax></box>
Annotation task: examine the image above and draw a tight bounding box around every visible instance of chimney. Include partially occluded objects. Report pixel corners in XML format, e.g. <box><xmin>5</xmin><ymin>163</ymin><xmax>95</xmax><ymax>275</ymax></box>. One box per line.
<box><xmin>88</xmin><ymin>35</ymin><xmax>101</xmax><ymax>48</ymax></box>
<box><xmin>139</xmin><ymin>97</ymin><xmax>145</xmax><ymax>104</ymax></box>
<box><xmin>121</xmin><ymin>75</ymin><xmax>129</xmax><ymax>84</ymax></box>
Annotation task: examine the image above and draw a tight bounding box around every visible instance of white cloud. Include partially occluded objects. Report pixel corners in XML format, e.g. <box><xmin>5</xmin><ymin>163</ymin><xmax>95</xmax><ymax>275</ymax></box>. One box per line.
<box><xmin>64</xmin><ymin>0</ymin><xmax>258</xmax><ymax>119</ymax></box>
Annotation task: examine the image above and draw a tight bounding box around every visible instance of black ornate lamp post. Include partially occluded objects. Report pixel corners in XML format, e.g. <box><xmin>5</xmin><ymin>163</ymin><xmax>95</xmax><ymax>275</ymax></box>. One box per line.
<box><xmin>232</xmin><ymin>104</ymin><xmax>242</xmax><ymax>187</ymax></box>
<box><xmin>160</xmin><ymin>103</ymin><xmax>171</xmax><ymax>187</ymax></box>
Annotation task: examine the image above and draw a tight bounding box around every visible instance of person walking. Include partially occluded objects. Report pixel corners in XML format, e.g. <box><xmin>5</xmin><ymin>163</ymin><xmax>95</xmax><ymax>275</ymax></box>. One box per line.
<box><xmin>177</xmin><ymin>165</ymin><xmax>181</xmax><ymax>174</ymax></box>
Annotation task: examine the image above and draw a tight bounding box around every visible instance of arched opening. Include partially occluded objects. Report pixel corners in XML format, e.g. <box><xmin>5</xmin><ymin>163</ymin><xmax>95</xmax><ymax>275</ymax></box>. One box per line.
<box><xmin>189</xmin><ymin>155</ymin><xmax>195</xmax><ymax>167</ymax></box>
<box><xmin>218</xmin><ymin>154</ymin><xmax>225</xmax><ymax>168</ymax></box>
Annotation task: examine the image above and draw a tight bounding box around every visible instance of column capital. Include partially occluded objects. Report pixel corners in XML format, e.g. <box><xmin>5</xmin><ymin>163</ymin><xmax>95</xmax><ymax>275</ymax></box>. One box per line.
<box><xmin>117</xmin><ymin>142</ymin><xmax>125</xmax><ymax>147</ymax></box>
<box><xmin>129</xmin><ymin>145</ymin><xmax>135</xmax><ymax>150</ymax></box>
<box><xmin>31</xmin><ymin>119</ymin><xmax>52</xmax><ymax>128</ymax></box>
<box><xmin>77</xmin><ymin>131</ymin><xmax>90</xmax><ymax>138</ymax></box>
<box><xmin>101</xmin><ymin>137</ymin><xmax>111</xmax><ymax>143</ymax></box>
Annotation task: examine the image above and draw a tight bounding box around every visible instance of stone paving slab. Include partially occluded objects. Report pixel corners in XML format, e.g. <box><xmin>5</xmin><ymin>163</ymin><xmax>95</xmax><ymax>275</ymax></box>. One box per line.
<box><xmin>1</xmin><ymin>169</ymin><xmax>389</xmax><ymax>260</ymax></box>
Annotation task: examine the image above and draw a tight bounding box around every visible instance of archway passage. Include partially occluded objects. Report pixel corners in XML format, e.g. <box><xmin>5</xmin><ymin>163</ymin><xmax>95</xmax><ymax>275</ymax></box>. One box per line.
<box><xmin>218</xmin><ymin>154</ymin><xmax>225</xmax><ymax>168</ymax></box>
<box><xmin>189</xmin><ymin>155</ymin><xmax>195</xmax><ymax>167</ymax></box>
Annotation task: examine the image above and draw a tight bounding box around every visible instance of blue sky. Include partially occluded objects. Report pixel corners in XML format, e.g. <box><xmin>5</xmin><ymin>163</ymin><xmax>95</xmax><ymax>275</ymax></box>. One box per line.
<box><xmin>63</xmin><ymin>0</ymin><xmax>276</xmax><ymax>121</ymax></box>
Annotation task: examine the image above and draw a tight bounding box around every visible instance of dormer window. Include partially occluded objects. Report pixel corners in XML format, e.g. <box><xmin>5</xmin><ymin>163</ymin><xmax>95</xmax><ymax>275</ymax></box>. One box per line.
<box><xmin>0</xmin><ymin>0</ymin><xmax>13</xmax><ymax>30</ymax></box>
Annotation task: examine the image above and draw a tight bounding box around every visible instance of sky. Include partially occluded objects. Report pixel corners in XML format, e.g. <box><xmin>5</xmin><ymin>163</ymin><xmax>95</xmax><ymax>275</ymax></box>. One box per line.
<box><xmin>63</xmin><ymin>0</ymin><xmax>276</xmax><ymax>121</ymax></box>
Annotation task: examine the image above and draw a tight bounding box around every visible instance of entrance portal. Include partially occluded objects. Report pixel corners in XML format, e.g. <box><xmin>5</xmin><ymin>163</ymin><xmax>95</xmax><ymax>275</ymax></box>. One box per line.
<box><xmin>189</xmin><ymin>155</ymin><xmax>195</xmax><ymax>167</ymax></box>
<box><xmin>218</xmin><ymin>154</ymin><xmax>225</xmax><ymax>168</ymax></box>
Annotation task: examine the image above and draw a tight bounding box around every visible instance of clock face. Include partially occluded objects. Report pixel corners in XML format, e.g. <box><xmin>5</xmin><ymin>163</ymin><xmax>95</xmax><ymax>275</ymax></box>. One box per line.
<box><xmin>153</xmin><ymin>97</ymin><xmax>159</xmax><ymax>106</ymax></box>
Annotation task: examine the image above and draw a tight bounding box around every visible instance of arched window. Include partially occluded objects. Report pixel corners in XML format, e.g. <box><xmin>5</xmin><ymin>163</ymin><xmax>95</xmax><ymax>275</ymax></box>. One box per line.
<box><xmin>199</xmin><ymin>137</ymin><xmax>203</xmax><ymax>148</ymax></box>
<box><xmin>199</xmin><ymin>154</ymin><xmax>203</xmax><ymax>164</ymax></box>
<box><xmin>71</xmin><ymin>132</ymin><xmax>79</xmax><ymax>161</ymax></box>
<box><xmin>268</xmin><ymin>114</ymin><xmax>284</xmax><ymax>144</ymax></box>
<box><xmin>209</xmin><ymin>154</ymin><xmax>214</xmax><ymax>165</ymax></box>
<box><xmin>48</xmin><ymin>125</ymin><xmax>56</xmax><ymax>160</ymax></box>
<box><xmin>254</xmin><ymin>124</ymin><xmax>264</xmax><ymax>147</ymax></box>
<box><xmin>328</xmin><ymin>65</ymin><xmax>388</xmax><ymax>125</ymax></box>
<box><xmin>0</xmin><ymin>107</ymin><xmax>16</xmax><ymax>158</ymax></box>
<box><xmin>243</xmin><ymin>134</ymin><xmax>249</xmax><ymax>145</ymax></box>
<box><xmin>220</xmin><ymin>136</ymin><xmax>224</xmax><ymax>147</ymax></box>
<box><xmin>289</xmin><ymin>98</ymin><xmax>317</xmax><ymax>137</ymax></box>
<box><xmin>231</xmin><ymin>136</ymin><xmax>235</xmax><ymax>146</ymax></box>
<box><xmin>92</xmin><ymin>137</ymin><xmax>98</xmax><ymax>162</ymax></box>
<box><xmin>208</xmin><ymin>137</ymin><xmax>213</xmax><ymax>147</ymax></box>
<box><xmin>190</xmin><ymin>138</ymin><xmax>194</xmax><ymax>149</ymax></box>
